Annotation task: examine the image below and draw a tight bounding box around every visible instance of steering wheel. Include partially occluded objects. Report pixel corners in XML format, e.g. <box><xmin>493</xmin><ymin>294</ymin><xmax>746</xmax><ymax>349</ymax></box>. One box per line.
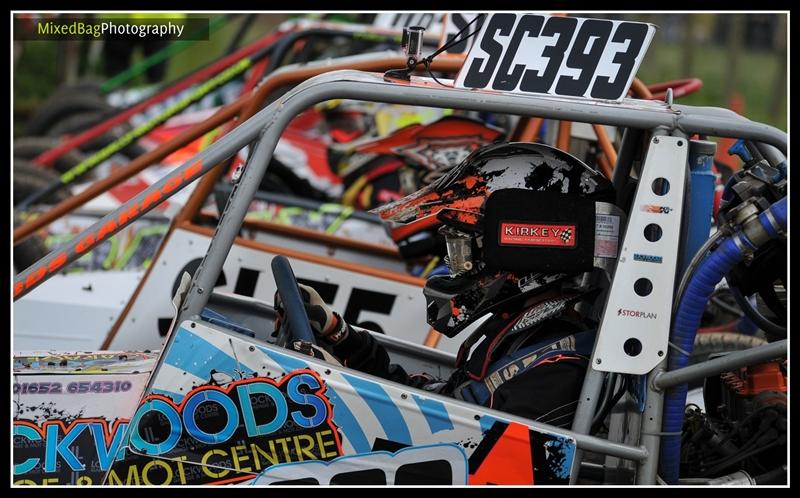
<box><xmin>271</xmin><ymin>255</ymin><xmax>317</xmax><ymax>349</ymax></box>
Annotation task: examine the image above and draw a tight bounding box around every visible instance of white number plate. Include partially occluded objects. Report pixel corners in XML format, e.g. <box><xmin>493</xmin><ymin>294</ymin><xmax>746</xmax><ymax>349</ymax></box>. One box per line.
<box><xmin>455</xmin><ymin>13</ymin><xmax>656</xmax><ymax>102</ymax></box>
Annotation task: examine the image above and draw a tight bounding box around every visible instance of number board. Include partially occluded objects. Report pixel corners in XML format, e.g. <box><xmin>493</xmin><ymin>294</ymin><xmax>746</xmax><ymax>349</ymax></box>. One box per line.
<box><xmin>454</xmin><ymin>13</ymin><xmax>656</xmax><ymax>102</ymax></box>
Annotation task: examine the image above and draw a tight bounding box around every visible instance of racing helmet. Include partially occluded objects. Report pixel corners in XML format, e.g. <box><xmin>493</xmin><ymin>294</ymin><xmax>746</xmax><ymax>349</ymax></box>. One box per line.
<box><xmin>372</xmin><ymin>142</ymin><xmax>616</xmax><ymax>337</ymax></box>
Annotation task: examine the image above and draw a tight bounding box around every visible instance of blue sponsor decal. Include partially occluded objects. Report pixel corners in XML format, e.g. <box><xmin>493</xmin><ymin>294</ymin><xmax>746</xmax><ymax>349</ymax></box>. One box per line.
<box><xmin>258</xmin><ymin>346</ymin><xmax>371</xmax><ymax>453</ymax></box>
<box><xmin>164</xmin><ymin>327</ymin><xmax>253</xmax><ymax>380</ymax></box>
<box><xmin>633</xmin><ymin>253</ymin><xmax>663</xmax><ymax>264</ymax></box>
<box><xmin>544</xmin><ymin>437</ymin><xmax>576</xmax><ymax>479</ymax></box>
<box><xmin>411</xmin><ymin>394</ymin><xmax>454</xmax><ymax>434</ymax></box>
<box><xmin>343</xmin><ymin>373</ymin><xmax>412</xmax><ymax>446</ymax></box>
<box><xmin>13</xmin><ymin>419</ymin><xmax>130</xmax><ymax>476</ymax></box>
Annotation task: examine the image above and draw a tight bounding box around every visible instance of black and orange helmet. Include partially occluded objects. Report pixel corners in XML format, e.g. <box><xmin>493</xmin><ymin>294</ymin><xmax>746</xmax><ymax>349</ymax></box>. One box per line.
<box><xmin>372</xmin><ymin>142</ymin><xmax>615</xmax><ymax>337</ymax></box>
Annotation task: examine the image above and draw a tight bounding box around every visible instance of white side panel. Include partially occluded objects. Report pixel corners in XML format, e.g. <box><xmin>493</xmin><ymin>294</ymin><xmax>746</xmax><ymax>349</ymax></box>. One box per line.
<box><xmin>593</xmin><ymin>136</ymin><xmax>688</xmax><ymax>374</ymax></box>
<box><xmin>13</xmin><ymin>270</ymin><xmax>143</xmax><ymax>352</ymax></box>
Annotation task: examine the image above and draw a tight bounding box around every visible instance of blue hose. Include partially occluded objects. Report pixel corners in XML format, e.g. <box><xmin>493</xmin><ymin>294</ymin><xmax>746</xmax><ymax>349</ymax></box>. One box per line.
<box><xmin>659</xmin><ymin>196</ymin><xmax>786</xmax><ymax>483</ymax></box>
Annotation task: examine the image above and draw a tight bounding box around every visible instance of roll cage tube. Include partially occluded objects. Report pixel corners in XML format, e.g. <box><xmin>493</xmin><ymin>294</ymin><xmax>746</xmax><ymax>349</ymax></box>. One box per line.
<box><xmin>14</xmin><ymin>71</ymin><xmax>786</xmax><ymax>302</ymax></box>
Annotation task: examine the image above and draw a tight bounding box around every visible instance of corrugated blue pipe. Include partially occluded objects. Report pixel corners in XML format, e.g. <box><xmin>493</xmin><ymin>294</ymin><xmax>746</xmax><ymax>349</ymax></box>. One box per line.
<box><xmin>659</xmin><ymin>196</ymin><xmax>786</xmax><ymax>483</ymax></box>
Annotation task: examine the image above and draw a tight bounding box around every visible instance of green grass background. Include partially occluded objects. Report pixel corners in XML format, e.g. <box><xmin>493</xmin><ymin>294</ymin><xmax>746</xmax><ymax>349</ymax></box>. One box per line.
<box><xmin>636</xmin><ymin>27</ymin><xmax>787</xmax><ymax>131</ymax></box>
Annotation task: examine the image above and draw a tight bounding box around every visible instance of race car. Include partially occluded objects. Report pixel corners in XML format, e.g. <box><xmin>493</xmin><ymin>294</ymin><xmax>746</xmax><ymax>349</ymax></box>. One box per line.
<box><xmin>13</xmin><ymin>13</ymin><xmax>787</xmax><ymax>486</ymax></box>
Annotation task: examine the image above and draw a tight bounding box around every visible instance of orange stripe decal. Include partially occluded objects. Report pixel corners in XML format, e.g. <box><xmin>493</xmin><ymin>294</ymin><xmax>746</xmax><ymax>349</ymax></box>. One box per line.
<box><xmin>97</xmin><ymin>219</ymin><xmax>118</xmax><ymax>241</ymax></box>
<box><xmin>75</xmin><ymin>234</ymin><xmax>96</xmax><ymax>254</ymax></box>
<box><xmin>25</xmin><ymin>267</ymin><xmax>47</xmax><ymax>288</ymax></box>
<box><xmin>162</xmin><ymin>175</ymin><xmax>183</xmax><ymax>194</ymax></box>
<box><xmin>47</xmin><ymin>252</ymin><xmax>68</xmax><ymax>273</ymax></box>
<box><xmin>140</xmin><ymin>189</ymin><xmax>163</xmax><ymax>211</ymax></box>
<box><xmin>185</xmin><ymin>160</ymin><xmax>203</xmax><ymax>179</ymax></box>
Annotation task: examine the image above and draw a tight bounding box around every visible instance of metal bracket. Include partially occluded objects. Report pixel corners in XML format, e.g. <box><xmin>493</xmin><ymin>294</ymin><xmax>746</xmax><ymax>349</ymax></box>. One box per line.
<box><xmin>592</xmin><ymin>135</ymin><xmax>689</xmax><ymax>375</ymax></box>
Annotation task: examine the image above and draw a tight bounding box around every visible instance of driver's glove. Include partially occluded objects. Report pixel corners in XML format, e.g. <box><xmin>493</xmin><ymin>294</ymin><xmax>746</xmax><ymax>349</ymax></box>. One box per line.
<box><xmin>273</xmin><ymin>283</ymin><xmax>350</xmax><ymax>345</ymax></box>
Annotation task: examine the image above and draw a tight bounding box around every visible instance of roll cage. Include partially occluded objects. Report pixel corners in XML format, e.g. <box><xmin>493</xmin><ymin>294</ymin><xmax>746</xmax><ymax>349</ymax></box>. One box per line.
<box><xmin>13</xmin><ymin>69</ymin><xmax>788</xmax><ymax>485</ymax></box>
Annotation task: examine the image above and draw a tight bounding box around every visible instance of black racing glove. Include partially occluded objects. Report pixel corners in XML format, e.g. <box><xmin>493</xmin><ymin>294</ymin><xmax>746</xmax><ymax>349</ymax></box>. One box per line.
<box><xmin>273</xmin><ymin>283</ymin><xmax>350</xmax><ymax>345</ymax></box>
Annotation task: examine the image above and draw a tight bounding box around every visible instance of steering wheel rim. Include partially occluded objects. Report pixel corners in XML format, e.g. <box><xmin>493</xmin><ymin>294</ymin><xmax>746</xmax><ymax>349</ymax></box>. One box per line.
<box><xmin>271</xmin><ymin>255</ymin><xmax>317</xmax><ymax>348</ymax></box>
